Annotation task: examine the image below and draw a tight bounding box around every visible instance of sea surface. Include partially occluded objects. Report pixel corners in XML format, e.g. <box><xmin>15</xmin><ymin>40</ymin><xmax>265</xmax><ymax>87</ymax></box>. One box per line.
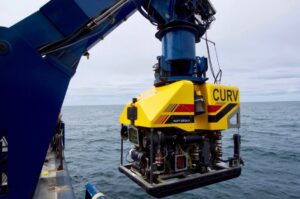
<box><xmin>62</xmin><ymin>102</ymin><xmax>300</xmax><ymax>199</ymax></box>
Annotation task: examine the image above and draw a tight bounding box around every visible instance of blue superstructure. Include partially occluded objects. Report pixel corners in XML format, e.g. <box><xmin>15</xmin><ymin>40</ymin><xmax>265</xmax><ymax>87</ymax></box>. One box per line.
<box><xmin>0</xmin><ymin>1</ymin><xmax>217</xmax><ymax>198</ymax></box>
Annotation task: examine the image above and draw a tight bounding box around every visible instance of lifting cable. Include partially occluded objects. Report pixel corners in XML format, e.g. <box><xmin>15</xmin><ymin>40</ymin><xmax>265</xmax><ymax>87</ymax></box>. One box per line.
<box><xmin>203</xmin><ymin>32</ymin><xmax>222</xmax><ymax>84</ymax></box>
<box><xmin>131</xmin><ymin>0</ymin><xmax>158</xmax><ymax>26</ymax></box>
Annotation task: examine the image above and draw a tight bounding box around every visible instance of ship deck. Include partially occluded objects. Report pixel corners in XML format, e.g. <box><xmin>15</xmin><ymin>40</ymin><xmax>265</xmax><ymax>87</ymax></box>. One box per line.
<box><xmin>33</xmin><ymin>149</ymin><xmax>75</xmax><ymax>199</ymax></box>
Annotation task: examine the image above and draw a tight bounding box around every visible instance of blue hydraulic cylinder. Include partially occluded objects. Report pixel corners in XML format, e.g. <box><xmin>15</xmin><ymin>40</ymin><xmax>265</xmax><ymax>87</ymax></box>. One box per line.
<box><xmin>154</xmin><ymin>27</ymin><xmax>204</xmax><ymax>85</ymax></box>
<box><xmin>85</xmin><ymin>183</ymin><xmax>106</xmax><ymax>199</ymax></box>
<box><xmin>143</xmin><ymin>0</ymin><xmax>214</xmax><ymax>86</ymax></box>
<box><xmin>162</xmin><ymin>30</ymin><xmax>196</xmax><ymax>61</ymax></box>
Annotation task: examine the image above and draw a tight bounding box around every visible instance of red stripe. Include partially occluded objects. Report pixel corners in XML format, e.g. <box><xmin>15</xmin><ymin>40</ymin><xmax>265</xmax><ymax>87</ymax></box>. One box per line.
<box><xmin>174</xmin><ymin>104</ymin><xmax>194</xmax><ymax>112</ymax></box>
<box><xmin>162</xmin><ymin>115</ymin><xmax>170</xmax><ymax>124</ymax></box>
<box><xmin>207</xmin><ymin>105</ymin><xmax>222</xmax><ymax>113</ymax></box>
<box><xmin>155</xmin><ymin>116</ymin><xmax>162</xmax><ymax>124</ymax></box>
<box><xmin>155</xmin><ymin>115</ymin><xmax>169</xmax><ymax>124</ymax></box>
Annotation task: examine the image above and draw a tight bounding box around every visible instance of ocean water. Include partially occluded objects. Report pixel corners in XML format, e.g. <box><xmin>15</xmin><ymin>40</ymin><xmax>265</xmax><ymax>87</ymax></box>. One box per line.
<box><xmin>62</xmin><ymin>102</ymin><xmax>300</xmax><ymax>199</ymax></box>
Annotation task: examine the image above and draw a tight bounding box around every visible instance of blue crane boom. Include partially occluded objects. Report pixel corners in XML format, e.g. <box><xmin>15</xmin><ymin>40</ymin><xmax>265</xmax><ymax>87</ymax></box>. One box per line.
<box><xmin>0</xmin><ymin>1</ymin><xmax>137</xmax><ymax>198</ymax></box>
<box><xmin>0</xmin><ymin>1</ymin><xmax>242</xmax><ymax>199</ymax></box>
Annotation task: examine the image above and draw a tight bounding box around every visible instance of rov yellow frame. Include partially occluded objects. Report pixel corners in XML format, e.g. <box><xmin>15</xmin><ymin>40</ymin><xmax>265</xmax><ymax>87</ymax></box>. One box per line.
<box><xmin>120</xmin><ymin>81</ymin><xmax>240</xmax><ymax>132</ymax></box>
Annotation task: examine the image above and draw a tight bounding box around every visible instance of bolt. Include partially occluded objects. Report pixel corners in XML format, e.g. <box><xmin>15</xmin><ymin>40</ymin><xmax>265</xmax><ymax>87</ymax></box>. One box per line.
<box><xmin>0</xmin><ymin>41</ymin><xmax>9</xmax><ymax>54</ymax></box>
<box><xmin>0</xmin><ymin>43</ymin><xmax>6</xmax><ymax>51</ymax></box>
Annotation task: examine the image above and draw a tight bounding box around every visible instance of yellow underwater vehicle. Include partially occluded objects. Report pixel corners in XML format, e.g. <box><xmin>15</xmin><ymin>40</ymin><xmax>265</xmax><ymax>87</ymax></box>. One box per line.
<box><xmin>119</xmin><ymin>81</ymin><xmax>242</xmax><ymax>197</ymax></box>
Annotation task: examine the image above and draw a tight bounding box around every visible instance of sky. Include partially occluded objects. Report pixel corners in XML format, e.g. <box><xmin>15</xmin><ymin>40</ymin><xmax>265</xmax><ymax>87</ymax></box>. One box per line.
<box><xmin>0</xmin><ymin>0</ymin><xmax>299</xmax><ymax>105</ymax></box>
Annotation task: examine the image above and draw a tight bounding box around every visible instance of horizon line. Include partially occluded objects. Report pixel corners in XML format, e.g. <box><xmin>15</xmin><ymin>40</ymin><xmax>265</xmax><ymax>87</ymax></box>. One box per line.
<box><xmin>63</xmin><ymin>100</ymin><xmax>300</xmax><ymax>107</ymax></box>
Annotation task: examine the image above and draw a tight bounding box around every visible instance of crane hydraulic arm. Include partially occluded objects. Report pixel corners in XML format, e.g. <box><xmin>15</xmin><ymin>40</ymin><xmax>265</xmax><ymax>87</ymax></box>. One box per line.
<box><xmin>0</xmin><ymin>0</ymin><xmax>242</xmax><ymax>199</ymax></box>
